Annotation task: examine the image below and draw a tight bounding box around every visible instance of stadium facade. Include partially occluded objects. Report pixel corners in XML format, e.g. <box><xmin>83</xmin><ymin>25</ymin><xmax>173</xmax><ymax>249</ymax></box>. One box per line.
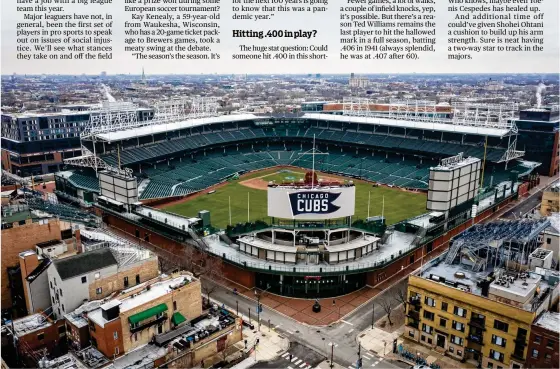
<box><xmin>0</xmin><ymin>106</ymin><xmax>153</xmax><ymax>177</ymax></box>
<box><xmin>45</xmin><ymin>99</ymin><xmax>548</xmax><ymax>298</ymax></box>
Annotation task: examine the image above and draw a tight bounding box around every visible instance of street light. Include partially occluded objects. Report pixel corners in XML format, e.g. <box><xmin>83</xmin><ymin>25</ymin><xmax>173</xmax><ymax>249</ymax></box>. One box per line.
<box><xmin>371</xmin><ymin>303</ymin><xmax>375</xmax><ymax>329</ymax></box>
<box><xmin>255</xmin><ymin>284</ymin><xmax>271</xmax><ymax>331</ymax></box>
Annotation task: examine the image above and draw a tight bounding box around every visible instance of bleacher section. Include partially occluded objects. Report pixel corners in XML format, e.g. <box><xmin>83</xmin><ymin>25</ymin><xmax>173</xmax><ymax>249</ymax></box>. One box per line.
<box><xmin>100</xmin><ymin>127</ymin><xmax>507</xmax><ymax>167</ymax></box>
<box><xmin>60</xmin><ymin>121</ymin><xmax>533</xmax><ymax>201</ymax></box>
<box><xmin>67</xmin><ymin>172</ymin><xmax>100</xmax><ymax>192</ymax></box>
<box><xmin>130</xmin><ymin>148</ymin><xmax>526</xmax><ymax>199</ymax></box>
<box><xmin>27</xmin><ymin>197</ymin><xmax>98</xmax><ymax>225</ymax></box>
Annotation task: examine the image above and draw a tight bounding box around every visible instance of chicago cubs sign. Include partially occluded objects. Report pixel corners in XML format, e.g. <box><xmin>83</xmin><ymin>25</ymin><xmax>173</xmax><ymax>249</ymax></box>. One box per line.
<box><xmin>289</xmin><ymin>191</ymin><xmax>341</xmax><ymax>215</ymax></box>
<box><xmin>268</xmin><ymin>186</ymin><xmax>355</xmax><ymax>220</ymax></box>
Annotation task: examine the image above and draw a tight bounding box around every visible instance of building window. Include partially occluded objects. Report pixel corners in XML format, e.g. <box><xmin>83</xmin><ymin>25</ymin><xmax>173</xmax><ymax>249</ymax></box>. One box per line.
<box><xmin>37</xmin><ymin>333</ymin><xmax>44</xmax><ymax>341</ymax></box>
<box><xmin>545</xmin><ymin>353</ymin><xmax>552</xmax><ymax>360</ymax></box>
<box><xmin>491</xmin><ymin>335</ymin><xmax>506</xmax><ymax>347</ymax></box>
<box><xmin>96</xmin><ymin>287</ymin><xmax>102</xmax><ymax>294</ymax></box>
<box><xmin>423</xmin><ymin>311</ymin><xmax>435</xmax><ymax>321</ymax></box>
<box><xmin>493</xmin><ymin>320</ymin><xmax>509</xmax><ymax>333</ymax></box>
<box><xmin>546</xmin><ymin>238</ymin><xmax>551</xmax><ymax>244</ymax></box>
<box><xmin>457</xmin><ymin>350</ymin><xmax>462</xmax><ymax>356</ymax></box>
<box><xmin>453</xmin><ymin>306</ymin><xmax>466</xmax><ymax>317</ymax></box>
<box><xmin>115</xmin><ymin>347</ymin><xmax>119</xmax><ymax>355</ymax></box>
<box><xmin>60</xmin><ymin>290</ymin><xmax>63</xmax><ymax>297</ymax></box>
<box><xmin>449</xmin><ymin>346</ymin><xmax>454</xmax><ymax>353</ymax></box>
<box><xmin>62</xmin><ymin>304</ymin><xmax>65</xmax><ymax>312</ymax></box>
<box><xmin>424</xmin><ymin>297</ymin><xmax>436</xmax><ymax>307</ymax></box>
<box><xmin>451</xmin><ymin>335</ymin><xmax>463</xmax><ymax>345</ymax></box>
<box><xmin>488</xmin><ymin>363</ymin><xmax>493</xmax><ymax>368</ymax></box>
<box><xmin>50</xmin><ymin>281</ymin><xmax>53</xmax><ymax>289</ymax></box>
<box><xmin>136</xmin><ymin>274</ymin><xmax>140</xmax><ymax>284</ymax></box>
<box><xmin>134</xmin><ymin>333</ymin><xmax>138</xmax><ymax>342</ymax></box>
<box><xmin>421</xmin><ymin>323</ymin><xmax>433</xmax><ymax>335</ymax></box>
<box><xmin>58</xmin><ymin>325</ymin><xmax>66</xmax><ymax>334</ymax></box>
<box><xmin>173</xmin><ymin>301</ymin><xmax>177</xmax><ymax>311</ymax></box>
<box><xmin>490</xmin><ymin>349</ymin><xmax>504</xmax><ymax>362</ymax></box>
<box><xmin>421</xmin><ymin>335</ymin><xmax>426</xmax><ymax>342</ymax></box>
<box><xmin>439</xmin><ymin>318</ymin><xmax>446</xmax><ymax>328</ymax></box>
<box><xmin>546</xmin><ymin>339</ymin><xmax>554</xmax><ymax>348</ymax></box>
<box><xmin>534</xmin><ymin>335</ymin><xmax>542</xmax><ymax>344</ymax></box>
<box><xmin>114</xmin><ymin>331</ymin><xmax>118</xmax><ymax>340</ymax></box>
<box><xmin>81</xmin><ymin>276</ymin><xmax>87</xmax><ymax>284</ymax></box>
<box><xmin>532</xmin><ymin>349</ymin><xmax>539</xmax><ymax>358</ymax></box>
<box><xmin>452</xmin><ymin>321</ymin><xmax>465</xmax><ymax>332</ymax></box>
<box><xmin>441</xmin><ymin>302</ymin><xmax>448</xmax><ymax>312</ymax></box>
<box><xmin>124</xmin><ymin>277</ymin><xmax>129</xmax><ymax>288</ymax></box>
<box><xmin>52</xmin><ymin>297</ymin><xmax>55</xmax><ymax>304</ymax></box>
<box><xmin>409</xmin><ymin>330</ymin><xmax>415</xmax><ymax>338</ymax></box>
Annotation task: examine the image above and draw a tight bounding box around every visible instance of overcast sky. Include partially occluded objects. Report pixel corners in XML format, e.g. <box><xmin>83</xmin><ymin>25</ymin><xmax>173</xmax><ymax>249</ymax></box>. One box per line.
<box><xmin>1</xmin><ymin>0</ymin><xmax>559</xmax><ymax>75</ymax></box>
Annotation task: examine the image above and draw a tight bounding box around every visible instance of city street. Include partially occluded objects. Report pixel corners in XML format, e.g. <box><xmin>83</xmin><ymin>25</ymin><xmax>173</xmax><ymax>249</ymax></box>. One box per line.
<box><xmin>206</xmin><ymin>277</ymin><xmax>410</xmax><ymax>369</ymax></box>
<box><xmin>501</xmin><ymin>178</ymin><xmax>558</xmax><ymax>219</ymax></box>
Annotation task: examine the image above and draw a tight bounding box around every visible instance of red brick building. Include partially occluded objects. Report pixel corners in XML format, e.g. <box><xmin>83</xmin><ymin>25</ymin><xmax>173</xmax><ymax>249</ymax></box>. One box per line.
<box><xmin>6</xmin><ymin>313</ymin><xmax>67</xmax><ymax>367</ymax></box>
<box><xmin>526</xmin><ymin>311</ymin><xmax>559</xmax><ymax>369</ymax></box>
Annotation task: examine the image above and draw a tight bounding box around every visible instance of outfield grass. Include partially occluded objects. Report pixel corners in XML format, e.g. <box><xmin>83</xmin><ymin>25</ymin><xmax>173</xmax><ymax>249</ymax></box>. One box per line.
<box><xmin>163</xmin><ymin>169</ymin><xmax>427</xmax><ymax>229</ymax></box>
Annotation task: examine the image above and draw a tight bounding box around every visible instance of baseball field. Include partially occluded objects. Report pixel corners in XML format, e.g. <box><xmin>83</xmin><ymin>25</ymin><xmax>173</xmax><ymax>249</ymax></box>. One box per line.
<box><xmin>162</xmin><ymin>168</ymin><xmax>427</xmax><ymax>229</ymax></box>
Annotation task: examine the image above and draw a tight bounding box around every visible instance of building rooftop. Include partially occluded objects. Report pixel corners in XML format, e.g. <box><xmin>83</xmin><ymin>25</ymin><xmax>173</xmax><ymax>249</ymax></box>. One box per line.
<box><xmin>26</xmin><ymin>257</ymin><xmax>52</xmax><ymax>282</ymax></box>
<box><xmin>302</xmin><ymin>113</ymin><xmax>511</xmax><ymax>137</ymax></box>
<box><xmin>420</xmin><ymin>255</ymin><xmax>554</xmax><ymax>312</ymax></box>
<box><xmin>534</xmin><ymin>311</ymin><xmax>560</xmax><ymax>333</ymax></box>
<box><xmin>109</xmin><ymin>344</ymin><xmax>167</xmax><ymax>369</ymax></box>
<box><xmin>545</xmin><ymin>213</ymin><xmax>560</xmax><ymax>234</ymax></box>
<box><xmin>39</xmin><ymin>353</ymin><xmax>88</xmax><ymax>369</ymax></box>
<box><xmin>53</xmin><ymin>248</ymin><xmax>117</xmax><ymax>280</ymax></box>
<box><xmin>88</xmin><ymin>275</ymin><xmax>194</xmax><ymax>328</ymax></box>
<box><xmin>1</xmin><ymin>209</ymin><xmax>33</xmax><ymax>224</ymax></box>
<box><xmin>96</xmin><ymin>114</ymin><xmax>258</xmax><ymax>142</ymax></box>
<box><xmin>12</xmin><ymin>313</ymin><xmax>52</xmax><ymax>337</ymax></box>
<box><xmin>65</xmin><ymin>300</ymin><xmax>106</xmax><ymax>329</ymax></box>
<box><xmin>73</xmin><ymin>346</ymin><xmax>110</xmax><ymax>369</ymax></box>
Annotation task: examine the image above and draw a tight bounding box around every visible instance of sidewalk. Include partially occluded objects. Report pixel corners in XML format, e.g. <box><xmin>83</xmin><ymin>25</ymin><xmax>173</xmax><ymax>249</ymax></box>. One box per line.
<box><xmin>315</xmin><ymin>359</ymin><xmax>348</xmax><ymax>369</ymax></box>
<box><xmin>388</xmin><ymin>337</ymin><xmax>476</xmax><ymax>369</ymax></box>
<box><xmin>357</xmin><ymin>326</ymin><xmax>404</xmax><ymax>358</ymax></box>
<box><xmin>230</xmin><ymin>324</ymin><xmax>290</xmax><ymax>368</ymax></box>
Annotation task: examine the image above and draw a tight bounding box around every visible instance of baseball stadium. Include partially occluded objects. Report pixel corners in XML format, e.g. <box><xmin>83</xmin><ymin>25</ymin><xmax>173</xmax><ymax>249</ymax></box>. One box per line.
<box><xmin>52</xmin><ymin>98</ymin><xmax>542</xmax><ymax>298</ymax></box>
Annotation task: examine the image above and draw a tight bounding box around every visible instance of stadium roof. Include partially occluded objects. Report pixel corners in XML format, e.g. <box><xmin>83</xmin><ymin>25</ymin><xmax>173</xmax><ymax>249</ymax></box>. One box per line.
<box><xmin>95</xmin><ymin>114</ymin><xmax>259</xmax><ymax>142</ymax></box>
<box><xmin>303</xmin><ymin>113</ymin><xmax>511</xmax><ymax>137</ymax></box>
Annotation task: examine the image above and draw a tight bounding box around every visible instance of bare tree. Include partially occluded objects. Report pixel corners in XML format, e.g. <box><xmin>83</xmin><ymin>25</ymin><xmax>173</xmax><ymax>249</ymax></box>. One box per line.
<box><xmin>394</xmin><ymin>287</ymin><xmax>408</xmax><ymax>313</ymax></box>
<box><xmin>380</xmin><ymin>295</ymin><xmax>394</xmax><ymax>326</ymax></box>
<box><xmin>183</xmin><ymin>245</ymin><xmax>211</xmax><ymax>277</ymax></box>
<box><xmin>200</xmin><ymin>256</ymin><xmax>226</xmax><ymax>304</ymax></box>
<box><xmin>158</xmin><ymin>257</ymin><xmax>179</xmax><ymax>274</ymax></box>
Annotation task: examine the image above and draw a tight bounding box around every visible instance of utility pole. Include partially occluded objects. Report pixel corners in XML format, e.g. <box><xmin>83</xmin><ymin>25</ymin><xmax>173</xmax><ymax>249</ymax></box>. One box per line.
<box><xmin>330</xmin><ymin>344</ymin><xmax>334</xmax><ymax>369</ymax></box>
<box><xmin>236</xmin><ymin>300</ymin><xmax>239</xmax><ymax>316</ymax></box>
<box><xmin>257</xmin><ymin>293</ymin><xmax>261</xmax><ymax>331</ymax></box>
<box><xmin>371</xmin><ymin>303</ymin><xmax>375</xmax><ymax>329</ymax></box>
<box><xmin>248</xmin><ymin>308</ymin><xmax>251</xmax><ymax>324</ymax></box>
<box><xmin>357</xmin><ymin>343</ymin><xmax>362</xmax><ymax>369</ymax></box>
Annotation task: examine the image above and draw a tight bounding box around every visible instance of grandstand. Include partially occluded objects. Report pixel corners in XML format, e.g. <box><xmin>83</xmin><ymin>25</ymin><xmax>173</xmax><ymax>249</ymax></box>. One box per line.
<box><xmin>61</xmin><ymin>106</ymin><xmax>535</xmax><ymax>201</ymax></box>
<box><xmin>71</xmin><ymin>100</ymin><xmax>543</xmax><ymax>300</ymax></box>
